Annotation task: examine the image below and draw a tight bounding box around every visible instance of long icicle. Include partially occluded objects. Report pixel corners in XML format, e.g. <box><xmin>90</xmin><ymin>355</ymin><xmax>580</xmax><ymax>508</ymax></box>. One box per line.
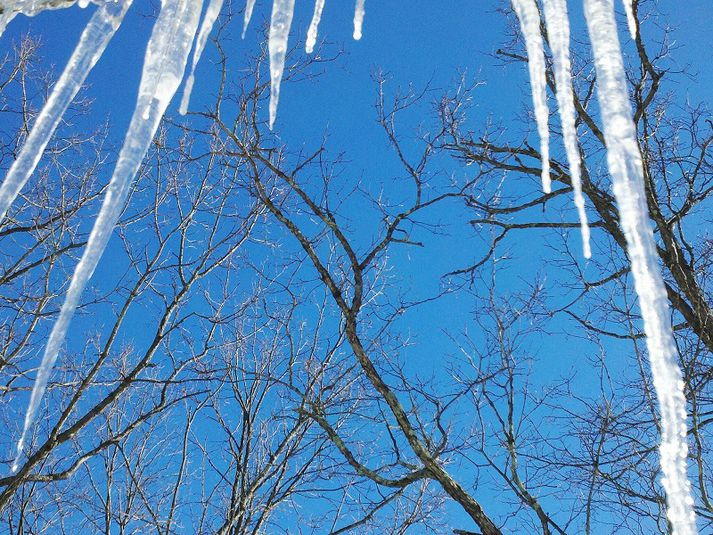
<box><xmin>353</xmin><ymin>0</ymin><xmax>365</xmax><ymax>41</ymax></box>
<box><xmin>12</xmin><ymin>0</ymin><xmax>203</xmax><ymax>473</ymax></box>
<box><xmin>511</xmin><ymin>0</ymin><xmax>550</xmax><ymax>193</ymax></box>
<box><xmin>0</xmin><ymin>0</ymin><xmax>133</xmax><ymax>226</ymax></box>
<box><xmin>180</xmin><ymin>0</ymin><xmax>225</xmax><ymax>114</ymax></box>
<box><xmin>542</xmin><ymin>0</ymin><xmax>591</xmax><ymax>258</ymax></box>
<box><xmin>268</xmin><ymin>0</ymin><xmax>295</xmax><ymax>129</ymax></box>
<box><xmin>583</xmin><ymin>0</ymin><xmax>696</xmax><ymax>533</ymax></box>
<box><xmin>242</xmin><ymin>0</ymin><xmax>256</xmax><ymax>38</ymax></box>
<box><xmin>305</xmin><ymin>0</ymin><xmax>326</xmax><ymax>54</ymax></box>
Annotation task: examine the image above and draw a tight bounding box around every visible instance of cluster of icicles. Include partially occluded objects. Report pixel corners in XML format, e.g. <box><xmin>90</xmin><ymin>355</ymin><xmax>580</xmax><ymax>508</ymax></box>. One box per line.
<box><xmin>0</xmin><ymin>0</ymin><xmax>696</xmax><ymax>532</ymax></box>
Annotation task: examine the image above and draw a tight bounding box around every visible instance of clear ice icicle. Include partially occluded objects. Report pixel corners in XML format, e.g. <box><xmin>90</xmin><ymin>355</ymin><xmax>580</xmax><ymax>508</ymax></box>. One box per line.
<box><xmin>353</xmin><ymin>0</ymin><xmax>365</xmax><ymax>40</ymax></box>
<box><xmin>242</xmin><ymin>0</ymin><xmax>256</xmax><ymax>38</ymax></box>
<box><xmin>511</xmin><ymin>0</ymin><xmax>550</xmax><ymax>193</ymax></box>
<box><xmin>0</xmin><ymin>0</ymin><xmax>132</xmax><ymax>226</ymax></box>
<box><xmin>268</xmin><ymin>0</ymin><xmax>295</xmax><ymax>129</ymax></box>
<box><xmin>306</xmin><ymin>0</ymin><xmax>326</xmax><ymax>54</ymax></box>
<box><xmin>180</xmin><ymin>0</ymin><xmax>224</xmax><ymax>114</ymax></box>
<box><xmin>12</xmin><ymin>0</ymin><xmax>203</xmax><ymax>473</ymax></box>
<box><xmin>584</xmin><ymin>0</ymin><xmax>696</xmax><ymax>533</ymax></box>
<box><xmin>542</xmin><ymin>0</ymin><xmax>591</xmax><ymax>258</ymax></box>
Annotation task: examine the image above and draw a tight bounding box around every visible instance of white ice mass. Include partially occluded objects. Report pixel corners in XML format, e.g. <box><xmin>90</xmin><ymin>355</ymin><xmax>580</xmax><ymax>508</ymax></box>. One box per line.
<box><xmin>353</xmin><ymin>0</ymin><xmax>365</xmax><ymax>41</ymax></box>
<box><xmin>306</xmin><ymin>0</ymin><xmax>326</xmax><ymax>54</ymax></box>
<box><xmin>268</xmin><ymin>0</ymin><xmax>295</xmax><ymax>130</ymax></box>
<box><xmin>512</xmin><ymin>0</ymin><xmax>551</xmax><ymax>194</ymax></box>
<box><xmin>180</xmin><ymin>0</ymin><xmax>224</xmax><ymax>115</ymax></box>
<box><xmin>0</xmin><ymin>1</ymin><xmax>697</xmax><ymax>532</ymax></box>
<box><xmin>583</xmin><ymin>1</ymin><xmax>696</xmax><ymax>531</ymax></box>
<box><xmin>542</xmin><ymin>0</ymin><xmax>591</xmax><ymax>258</ymax></box>
<box><xmin>0</xmin><ymin>0</ymin><xmax>132</xmax><ymax>224</ymax></box>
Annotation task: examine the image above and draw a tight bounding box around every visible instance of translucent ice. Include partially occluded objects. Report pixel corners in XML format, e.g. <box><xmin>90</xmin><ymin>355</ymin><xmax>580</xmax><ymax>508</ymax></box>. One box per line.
<box><xmin>12</xmin><ymin>0</ymin><xmax>203</xmax><ymax>473</ymax></box>
<box><xmin>268</xmin><ymin>0</ymin><xmax>295</xmax><ymax>129</ymax></box>
<box><xmin>306</xmin><ymin>0</ymin><xmax>325</xmax><ymax>54</ymax></box>
<box><xmin>0</xmin><ymin>0</ymin><xmax>132</xmax><ymax>225</ymax></box>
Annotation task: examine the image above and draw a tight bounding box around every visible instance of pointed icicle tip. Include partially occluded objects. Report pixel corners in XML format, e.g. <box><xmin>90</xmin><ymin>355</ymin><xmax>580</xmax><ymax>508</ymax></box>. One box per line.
<box><xmin>268</xmin><ymin>0</ymin><xmax>295</xmax><ymax>129</ymax></box>
<box><xmin>621</xmin><ymin>0</ymin><xmax>637</xmax><ymax>39</ymax></box>
<box><xmin>306</xmin><ymin>0</ymin><xmax>326</xmax><ymax>54</ymax></box>
<box><xmin>542</xmin><ymin>0</ymin><xmax>591</xmax><ymax>260</ymax></box>
<box><xmin>0</xmin><ymin>0</ymin><xmax>132</xmax><ymax>227</ymax></box>
<box><xmin>11</xmin><ymin>0</ymin><xmax>204</xmax><ymax>474</ymax></box>
<box><xmin>180</xmin><ymin>0</ymin><xmax>224</xmax><ymax>114</ymax></box>
<box><xmin>511</xmin><ymin>0</ymin><xmax>550</xmax><ymax>194</ymax></box>
<box><xmin>242</xmin><ymin>0</ymin><xmax>256</xmax><ymax>39</ymax></box>
<box><xmin>353</xmin><ymin>0</ymin><xmax>365</xmax><ymax>40</ymax></box>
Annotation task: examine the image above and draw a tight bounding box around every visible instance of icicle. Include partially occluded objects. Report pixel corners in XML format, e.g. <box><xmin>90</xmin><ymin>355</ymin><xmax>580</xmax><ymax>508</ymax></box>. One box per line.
<box><xmin>0</xmin><ymin>0</ymin><xmax>81</xmax><ymax>20</ymax></box>
<box><xmin>353</xmin><ymin>0</ymin><xmax>365</xmax><ymax>41</ymax></box>
<box><xmin>305</xmin><ymin>0</ymin><xmax>326</xmax><ymax>54</ymax></box>
<box><xmin>583</xmin><ymin>1</ymin><xmax>696</xmax><ymax>533</ymax></box>
<box><xmin>141</xmin><ymin>0</ymin><xmax>202</xmax><ymax>120</ymax></box>
<box><xmin>0</xmin><ymin>0</ymin><xmax>132</xmax><ymax>226</ymax></box>
<box><xmin>622</xmin><ymin>0</ymin><xmax>637</xmax><ymax>39</ymax></box>
<box><xmin>180</xmin><ymin>0</ymin><xmax>224</xmax><ymax>114</ymax></box>
<box><xmin>0</xmin><ymin>12</ymin><xmax>18</xmax><ymax>37</ymax></box>
<box><xmin>511</xmin><ymin>0</ymin><xmax>550</xmax><ymax>193</ymax></box>
<box><xmin>268</xmin><ymin>0</ymin><xmax>295</xmax><ymax>129</ymax></box>
<box><xmin>242</xmin><ymin>0</ymin><xmax>256</xmax><ymax>39</ymax></box>
<box><xmin>12</xmin><ymin>0</ymin><xmax>203</xmax><ymax>474</ymax></box>
<box><xmin>542</xmin><ymin>0</ymin><xmax>591</xmax><ymax>258</ymax></box>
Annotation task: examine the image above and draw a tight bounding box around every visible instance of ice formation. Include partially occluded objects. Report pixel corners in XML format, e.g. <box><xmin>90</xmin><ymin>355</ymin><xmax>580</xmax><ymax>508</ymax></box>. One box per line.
<box><xmin>511</xmin><ymin>0</ymin><xmax>551</xmax><ymax>194</ymax></box>
<box><xmin>353</xmin><ymin>0</ymin><xmax>365</xmax><ymax>41</ymax></box>
<box><xmin>305</xmin><ymin>0</ymin><xmax>325</xmax><ymax>54</ymax></box>
<box><xmin>267</xmin><ymin>0</ymin><xmax>295</xmax><ymax>130</ymax></box>
<box><xmin>622</xmin><ymin>0</ymin><xmax>637</xmax><ymax>38</ymax></box>
<box><xmin>583</xmin><ymin>0</ymin><xmax>695</xmax><ymax>532</ymax></box>
<box><xmin>11</xmin><ymin>0</ymin><xmax>203</xmax><ymax>472</ymax></box>
<box><xmin>542</xmin><ymin>0</ymin><xmax>591</xmax><ymax>258</ymax></box>
<box><xmin>242</xmin><ymin>0</ymin><xmax>256</xmax><ymax>39</ymax></box>
<box><xmin>0</xmin><ymin>0</ymin><xmax>132</xmax><ymax>226</ymax></box>
<box><xmin>0</xmin><ymin>0</ymin><xmax>83</xmax><ymax>35</ymax></box>
<box><xmin>180</xmin><ymin>0</ymin><xmax>224</xmax><ymax>114</ymax></box>
<box><xmin>0</xmin><ymin>1</ymin><xmax>696</xmax><ymax>532</ymax></box>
